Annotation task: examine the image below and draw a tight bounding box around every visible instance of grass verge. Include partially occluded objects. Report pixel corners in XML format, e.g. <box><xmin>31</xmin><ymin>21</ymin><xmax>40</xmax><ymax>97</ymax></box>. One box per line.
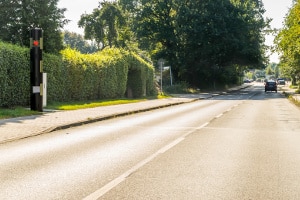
<box><xmin>288</xmin><ymin>95</ymin><xmax>300</xmax><ymax>107</ymax></box>
<box><xmin>0</xmin><ymin>95</ymin><xmax>169</xmax><ymax>119</ymax></box>
<box><xmin>283</xmin><ymin>91</ymin><xmax>300</xmax><ymax>108</ymax></box>
<box><xmin>46</xmin><ymin>99</ymin><xmax>147</xmax><ymax>110</ymax></box>
<box><xmin>0</xmin><ymin>107</ymin><xmax>39</xmax><ymax>119</ymax></box>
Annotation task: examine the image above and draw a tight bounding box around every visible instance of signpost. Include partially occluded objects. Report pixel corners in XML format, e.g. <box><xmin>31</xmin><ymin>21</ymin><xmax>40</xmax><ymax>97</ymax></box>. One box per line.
<box><xmin>164</xmin><ymin>66</ymin><xmax>173</xmax><ymax>86</ymax></box>
<box><xmin>158</xmin><ymin>59</ymin><xmax>164</xmax><ymax>92</ymax></box>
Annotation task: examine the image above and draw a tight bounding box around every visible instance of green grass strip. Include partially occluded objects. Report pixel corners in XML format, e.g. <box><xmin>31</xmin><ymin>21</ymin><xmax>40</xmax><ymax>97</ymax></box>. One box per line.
<box><xmin>0</xmin><ymin>107</ymin><xmax>39</xmax><ymax>119</ymax></box>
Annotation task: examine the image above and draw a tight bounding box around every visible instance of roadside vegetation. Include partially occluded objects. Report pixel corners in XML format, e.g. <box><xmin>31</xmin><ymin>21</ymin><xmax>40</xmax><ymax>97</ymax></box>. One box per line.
<box><xmin>275</xmin><ymin>1</ymin><xmax>300</xmax><ymax>88</ymax></box>
<box><xmin>0</xmin><ymin>108</ymin><xmax>39</xmax><ymax>120</ymax></box>
<box><xmin>0</xmin><ymin>94</ymin><xmax>169</xmax><ymax>119</ymax></box>
<box><xmin>0</xmin><ymin>0</ymin><xmax>268</xmax><ymax>91</ymax></box>
<box><xmin>2</xmin><ymin>0</ymin><xmax>300</xmax><ymax>118</ymax></box>
<box><xmin>46</xmin><ymin>99</ymin><xmax>148</xmax><ymax>111</ymax></box>
<box><xmin>286</xmin><ymin>92</ymin><xmax>300</xmax><ymax>108</ymax></box>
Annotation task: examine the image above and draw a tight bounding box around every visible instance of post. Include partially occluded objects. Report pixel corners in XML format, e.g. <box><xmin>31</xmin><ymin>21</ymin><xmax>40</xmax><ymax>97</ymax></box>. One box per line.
<box><xmin>43</xmin><ymin>73</ymin><xmax>47</xmax><ymax>107</ymax></box>
<box><xmin>30</xmin><ymin>28</ymin><xmax>43</xmax><ymax>112</ymax></box>
<box><xmin>169</xmin><ymin>66</ymin><xmax>172</xmax><ymax>86</ymax></box>
<box><xmin>160</xmin><ymin>61</ymin><xmax>163</xmax><ymax>92</ymax></box>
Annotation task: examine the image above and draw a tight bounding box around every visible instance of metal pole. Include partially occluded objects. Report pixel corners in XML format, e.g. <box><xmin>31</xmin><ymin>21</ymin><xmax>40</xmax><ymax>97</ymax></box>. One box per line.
<box><xmin>160</xmin><ymin>61</ymin><xmax>163</xmax><ymax>92</ymax></box>
<box><xmin>170</xmin><ymin>66</ymin><xmax>172</xmax><ymax>86</ymax></box>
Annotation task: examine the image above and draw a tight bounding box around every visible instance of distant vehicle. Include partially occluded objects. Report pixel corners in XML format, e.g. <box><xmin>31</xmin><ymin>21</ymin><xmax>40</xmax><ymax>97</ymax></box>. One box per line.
<box><xmin>244</xmin><ymin>79</ymin><xmax>252</xmax><ymax>83</ymax></box>
<box><xmin>265</xmin><ymin>80</ymin><xmax>277</xmax><ymax>93</ymax></box>
<box><xmin>277</xmin><ymin>78</ymin><xmax>286</xmax><ymax>85</ymax></box>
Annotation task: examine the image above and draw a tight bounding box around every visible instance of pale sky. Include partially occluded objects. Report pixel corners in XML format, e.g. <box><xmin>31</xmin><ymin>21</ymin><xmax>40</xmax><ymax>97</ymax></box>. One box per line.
<box><xmin>58</xmin><ymin>0</ymin><xmax>294</xmax><ymax>63</ymax></box>
<box><xmin>58</xmin><ymin>0</ymin><xmax>99</xmax><ymax>34</ymax></box>
<box><xmin>263</xmin><ymin>0</ymin><xmax>294</xmax><ymax>63</ymax></box>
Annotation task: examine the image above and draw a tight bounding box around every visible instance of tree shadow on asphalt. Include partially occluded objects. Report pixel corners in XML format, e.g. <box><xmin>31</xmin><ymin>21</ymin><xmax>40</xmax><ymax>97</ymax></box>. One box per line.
<box><xmin>0</xmin><ymin>114</ymin><xmax>41</xmax><ymax>126</ymax></box>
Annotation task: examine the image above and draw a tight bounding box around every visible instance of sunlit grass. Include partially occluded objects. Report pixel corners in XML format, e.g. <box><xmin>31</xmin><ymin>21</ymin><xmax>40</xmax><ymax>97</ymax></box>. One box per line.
<box><xmin>290</xmin><ymin>85</ymin><xmax>299</xmax><ymax>89</ymax></box>
<box><xmin>0</xmin><ymin>95</ymin><xmax>170</xmax><ymax>119</ymax></box>
<box><xmin>288</xmin><ymin>95</ymin><xmax>300</xmax><ymax>107</ymax></box>
<box><xmin>46</xmin><ymin>95</ymin><xmax>170</xmax><ymax>110</ymax></box>
<box><xmin>47</xmin><ymin>99</ymin><xmax>146</xmax><ymax>110</ymax></box>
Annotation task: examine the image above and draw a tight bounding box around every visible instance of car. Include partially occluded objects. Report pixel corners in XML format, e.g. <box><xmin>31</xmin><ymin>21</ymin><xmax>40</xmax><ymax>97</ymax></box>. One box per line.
<box><xmin>277</xmin><ymin>78</ymin><xmax>286</xmax><ymax>85</ymax></box>
<box><xmin>278</xmin><ymin>80</ymin><xmax>286</xmax><ymax>85</ymax></box>
<box><xmin>265</xmin><ymin>80</ymin><xmax>277</xmax><ymax>92</ymax></box>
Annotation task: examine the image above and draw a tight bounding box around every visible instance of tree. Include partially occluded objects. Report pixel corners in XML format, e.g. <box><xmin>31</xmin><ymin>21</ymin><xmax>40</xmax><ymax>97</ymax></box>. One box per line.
<box><xmin>124</xmin><ymin>0</ymin><xmax>268</xmax><ymax>88</ymax></box>
<box><xmin>101</xmin><ymin>2</ymin><xmax>126</xmax><ymax>48</ymax></box>
<box><xmin>78</xmin><ymin>9</ymin><xmax>104</xmax><ymax>50</ymax></box>
<box><xmin>0</xmin><ymin>0</ymin><xmax>69</xmax><ymax>54</ymax></box>
<box><xmin>266</xmin><ymin>65</ymin><xmax>274</xmax><ymax>76</ymax></box>
<box><xmin>63</xmin><ymin>31</ymin><xmax>97</xmax><ymax>54</ymax></box>
<box><xmin>275</xmin><ymin>0</ymin><xmax>300</xmax><ymax>85</ymax></box>
<box><xmin>0</xmin><ymin>0</ymin><xmax>20</xmax><ymax>44</ymax></box>
<box><xmin>78</xmin><ymin>1</ymin><xmax>126</xmax><ymax>50</ymax></box>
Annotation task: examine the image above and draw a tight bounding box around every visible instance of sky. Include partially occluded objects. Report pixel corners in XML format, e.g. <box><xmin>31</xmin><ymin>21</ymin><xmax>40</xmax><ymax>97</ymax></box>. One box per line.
<box><xmin>263</xmin><ymin>0</ymin><xmax>294</xmax><ymax>63</ymax></box>
<box><xmin>58</xmin><ymin>0</ymin><xmax>294</xmax><ymax>63</ymax></box>
<box><xmin>58</xmin><ymin>0</ymin><xmax>99</xmax><ymax>34</ymax></box>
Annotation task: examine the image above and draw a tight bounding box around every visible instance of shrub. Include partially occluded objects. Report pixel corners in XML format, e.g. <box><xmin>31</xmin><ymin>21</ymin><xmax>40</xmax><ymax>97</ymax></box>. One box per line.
<box><xmin>0</xmin><ymin>42</ymin><xmax>30</xmax><ymax>107</ymax></box>
<box><xmin>0</xmin><ymin>42</ymin><xmax>157</xmax><ymax>107</ymax></box>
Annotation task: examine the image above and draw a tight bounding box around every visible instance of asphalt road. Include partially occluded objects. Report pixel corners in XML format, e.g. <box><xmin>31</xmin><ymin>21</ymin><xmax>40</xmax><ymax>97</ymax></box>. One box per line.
<box><xmin>1</xmin><ymin>84</ymin><xmax>300</xmax><ymax>199</ymax></box>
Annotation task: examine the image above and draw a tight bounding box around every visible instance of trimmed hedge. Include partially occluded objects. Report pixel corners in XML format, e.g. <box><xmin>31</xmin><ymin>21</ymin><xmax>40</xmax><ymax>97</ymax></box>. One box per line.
<box><xmin>126</xmin><ymin>52</ymin><xmax>156</xmax><ymax>98</ymax></box>
<box><xmin>0</xmin><ymin>42</ymin><xmax>30</xmax><ymax>107</ymax></box>
<box><xmin>57</xmin><ymin>48</ymin><xmax>129</xmax><ymax>100</ymax></box>
<box><xmin>0</xmin><ymin>42</ymin><xmax>157</xmax><ymax>107</ymax></box>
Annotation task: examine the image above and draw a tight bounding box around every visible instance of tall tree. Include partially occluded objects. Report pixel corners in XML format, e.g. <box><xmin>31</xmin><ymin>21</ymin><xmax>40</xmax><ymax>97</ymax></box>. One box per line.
<box><xmin>78</xmin><ymin>1</ymin><xmax>126</xmax><ymax>50</ymax></box>
<box><xmin>63</xmin><ymin>31</ymin><xmax>97</xmax><ymax>54</ymax></box>
<box><xmin>275</xmin><ymin>0</ymin><xmax>299</xmax><ymax>85</ymax></box>
<box><xmin>78</xmin><ymin>9</ymin><xmax>104</xmax><ymax>50</ymax></box>
<box><xmin>0</xmin><ymin>0</ymin><xmax>68</xmax><ymax>54</ymax></box>
<box><xmin>0</xmin><ymin>0</ymin><xmax>20</xmax><ymax>44</ymax></box>
<box><xmin>265</xmin><ymin>64</ymin><xmax>274</xmax><ymax>76</ymax></box>
<box><xmin>125</xmin><ymin>0</ymin><xmax>268</xmax><ymax>88</ymax></box>
<box><xmin>101</xmin><ymin>2</ymin><xmax>126</xmax><ymax>47</ymax></box>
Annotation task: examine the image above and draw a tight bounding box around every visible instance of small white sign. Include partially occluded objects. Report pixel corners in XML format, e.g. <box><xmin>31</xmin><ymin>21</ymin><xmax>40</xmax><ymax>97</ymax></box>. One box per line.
<box><xmin>32</xmin><ymin>86</ymin><xmax>40</xmax><ymax>93</ymax></box>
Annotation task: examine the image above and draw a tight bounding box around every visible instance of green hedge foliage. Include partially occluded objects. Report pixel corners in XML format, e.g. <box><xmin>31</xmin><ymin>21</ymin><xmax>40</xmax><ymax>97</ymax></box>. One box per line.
<box><xmin>0</xmin><ymin>42</ymin><xmax>157</xmax><ymax>107</ymax></box>
<box><xmin>0</xmin><ymin>42</ymin><xmax>30</xmax><ymax>107</ymax></box>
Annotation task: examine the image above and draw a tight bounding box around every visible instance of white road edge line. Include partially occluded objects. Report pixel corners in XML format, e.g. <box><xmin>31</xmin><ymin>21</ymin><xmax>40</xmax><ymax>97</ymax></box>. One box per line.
<box><xmin>83</xmin><ymin>122</ymin><xmax>209</xmax><ymax>200</ymax></box>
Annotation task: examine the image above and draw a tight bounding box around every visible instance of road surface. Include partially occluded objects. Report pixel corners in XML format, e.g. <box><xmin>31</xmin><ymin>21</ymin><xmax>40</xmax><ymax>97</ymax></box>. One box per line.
<box><xmin>1</xmin><ymin>83</ymin><xmax>300</xmax><ymax>199</ymax></box>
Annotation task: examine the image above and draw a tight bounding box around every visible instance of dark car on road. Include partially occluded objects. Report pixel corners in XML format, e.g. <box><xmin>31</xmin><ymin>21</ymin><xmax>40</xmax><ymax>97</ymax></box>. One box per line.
<box><xmin>265</xmin><ymin>80</ymin><xmax>277</xmax><ymax>93</ymax></box>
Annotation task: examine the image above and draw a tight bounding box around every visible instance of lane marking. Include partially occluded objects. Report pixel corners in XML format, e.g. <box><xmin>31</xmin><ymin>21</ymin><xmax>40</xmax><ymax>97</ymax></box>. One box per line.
<box><xmin>83</xmin><ymin>122</ymin><xmax>209</xmax><ymax>200</ymax></box>
<box><xmin>215</xmin><ymin>113</ymin><xmax>223</xmax><ymax>118</ymax></box>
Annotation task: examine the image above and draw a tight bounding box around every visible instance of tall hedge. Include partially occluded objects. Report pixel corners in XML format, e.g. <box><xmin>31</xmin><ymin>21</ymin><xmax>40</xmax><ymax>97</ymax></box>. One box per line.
<box><xmin>0</xmin><ymin>42</ymin><xmax>157</xmax><ymax>107</ymax></box>
<box><xmin>42</xmin><ymin>53</ymin><xmax>67</xmax><ymax>102</ymax></box>
<box><xmin>0</xmin><ymin>42</ymin><xmax>30</xmax><ymax>107</ymax></box>
<box><xmin>58</xmin><ymin>48</ymin><xmax>130</xmax><ymax>100</ymax></box>
<box><xmin>126</xmin><ymin>52</ymin><xmax>156</xmax><ymax>97</ymax></box>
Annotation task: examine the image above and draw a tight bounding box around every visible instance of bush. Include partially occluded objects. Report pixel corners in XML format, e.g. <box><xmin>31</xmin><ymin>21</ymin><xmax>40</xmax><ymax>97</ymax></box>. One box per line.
<box><xmin>0</xmin><ymin>42</ymin><xmax>30</xmax><ymax>107</ymax></box>
<box><xmin>163</xmin><ymin>82</ymin><xmax>191</xmax><ymax>94</ymax></box>
<box><xmin>0</xmin><ymin>42</ymin><xmax>157</xmax><ymax>107</ymax></box>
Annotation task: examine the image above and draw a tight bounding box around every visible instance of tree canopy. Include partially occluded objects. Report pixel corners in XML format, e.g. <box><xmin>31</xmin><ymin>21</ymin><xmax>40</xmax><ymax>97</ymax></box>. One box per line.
<box><xmin>78</xmin><ymin>1</ymin><xmax>126</xmax><ymax>50</ymax></box>
<box><xmin>275</xmin><ymin>0</ymin><xmax>300</xmax><ymax>84</ymax></box>
<box><xmin>0</xmin><ymin>0</ymin><xmax>270</xmax><ymax>89</ymax></box>
<box><xmin>119</xmin><ymin>0</ymin><xmax>268</xmax><ymax>88</ymax></box>
<box><xmin>63</xmin><ymin>31</ymin><xmax>97</xmax><ymax>54</ymax></box>
<box><xmin>0</xmin><ymin>0</ymin><xmax>68</xmax><ymax>54</ymax></box>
